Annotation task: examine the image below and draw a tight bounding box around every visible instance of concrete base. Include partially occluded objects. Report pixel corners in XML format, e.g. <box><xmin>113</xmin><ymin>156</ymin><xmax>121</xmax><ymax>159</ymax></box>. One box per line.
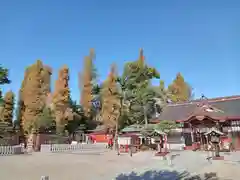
<box><xmin>155</xmin><ymin>152</ymin><xmax>169</xmax><ymax>156</ymax></box>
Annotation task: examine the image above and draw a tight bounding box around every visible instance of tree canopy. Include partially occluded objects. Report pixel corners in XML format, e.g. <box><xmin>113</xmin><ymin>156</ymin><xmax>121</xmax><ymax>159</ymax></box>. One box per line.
<box><xmin>20</xmin><ymin>60</ymin><xmax>52</xmax><ymax>134</ymax></box>
<box><xmin>155</xmin><ymin>120</ymin><xmax>178</xmax><ymax>134</ymax></box>
<box><xmin>52</xmin><ymin>65</ymin><xmax>71</xmax><ymax>134</ymax></box>
<box><xmin>168</xmin><ymin>73</ymin><xmax>193</xmax><ymax>103</ymax></box>
<box><xmin>0</xmin><ymin>48</ymin><xmax>194</xmax><ymax>136</ymax></box>
<box><xmin>0</xmin><ymin>91</ymin><xmax>14</xmax><ymax>125</ymax></box>
<box><xmin>0</xmin><ymin>65</ymin><xmax>11</xmax><ymax>107</ymax></box>
<box><xmin>119</xmin><ymin>49</ymin><xmax>160</xmax><ymax>127</ymax></box>
<box><xmin>79</xmin><ymin>49</ymin><xmax>97</xmax><ymax>119</ymax></box>
<box><xmin>0</xmin><ymin>65</ymin><xmax>11</xmax><ymax>85</ymax></box>
<box><xmin>101</xmin><ymin>64</ymin><xmax>120</xmax><ymax>128</ymax></box>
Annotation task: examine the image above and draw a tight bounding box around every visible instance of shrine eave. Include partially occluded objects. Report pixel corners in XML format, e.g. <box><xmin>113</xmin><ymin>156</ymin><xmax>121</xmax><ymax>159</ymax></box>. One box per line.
<box><xmin>176</xmin><ymin>115</ymin><xmax>240</xmax><ymax>123</ymax></box>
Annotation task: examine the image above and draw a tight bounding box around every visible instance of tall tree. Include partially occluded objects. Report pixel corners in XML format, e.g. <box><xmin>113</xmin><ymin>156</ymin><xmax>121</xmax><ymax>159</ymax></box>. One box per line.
<box><xmin>35</xmin><ymin>106</ymin><xmax>55</xmax><ymax>133</ymax></box>
<box><xmin>168</xmin><ymin>73</ymin><xmax>193</xmax><ymax>103</ymax></box>
<box><xmin>41</xmin><ymin>65</ymin><xmax>52</xmax><ymax>101</ymax></box>
<box><xmin>118</xmin><ymin>49</ymin><xmax>160</xmax><ymax>127</ymax></box>
<box><xmin>79</xmin><ymin>49</ymin><xmax>97</xmax><ymax>119</ymax></box>
<box><xmin>17</xmin><ymin>63</ymin><xmax>52</xmax><ymax>132</ymax></box>
<box><xmin>66</xmin><ymin>99</ymin><xmax>84</xmax><ymax>138</ymax></box>
<box><xmin>158</xmin><ymin>80</ymin><xmax>168</xmax><ymax>103</ymax></box>
<box><xmin>22</xmin><ymin>61</ymin><xmax>45</xmax><ymax>133</ymax></box>
<box><xmin>15</xmin><ymin>68</ymin><xmax>30</xmax><ymax>136</ymax></box>
<box><xmin>52</xmin><ymin>65</ymin><xmax>71</xmax><ymax>134</ymax></box>
<box><xmin>21</xmin><ymin>60</ymin><xmax>52</xmax><ymax>151</ymax></box>
<box><xmin>101</xmin><ymin>64</ymin><xmax>121</xmax><ymax>129</ymax></box>
<box><xmin>0</xmin><ymin>91</ymin><xmax>14</xmax><ymax>125</ymax></box>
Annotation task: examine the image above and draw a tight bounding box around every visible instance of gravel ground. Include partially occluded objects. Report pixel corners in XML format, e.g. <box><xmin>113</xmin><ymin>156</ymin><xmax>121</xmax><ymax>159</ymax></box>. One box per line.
<box><xmin>1</xmin><ymin>147</ymin><xmax>240</xmax><ymax>180</ymax></box>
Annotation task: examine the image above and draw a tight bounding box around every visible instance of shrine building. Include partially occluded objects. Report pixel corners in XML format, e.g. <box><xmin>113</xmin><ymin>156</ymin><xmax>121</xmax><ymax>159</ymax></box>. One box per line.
<box><xmin>150</xmin><ymin>95</ymin><xmax>240</xmax><ymax>150</ymax></box>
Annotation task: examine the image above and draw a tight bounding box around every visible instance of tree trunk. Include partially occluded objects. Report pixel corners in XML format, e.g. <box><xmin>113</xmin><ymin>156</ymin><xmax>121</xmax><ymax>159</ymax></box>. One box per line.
<box><xmin>143</xmin><ymin>105</ymin><xmax>148</xmax><ymax>128</ymax></box>
<box><xmin>56</xmin><ymin>111</ymin><xmax>65</xmax><ymax>135</ymax></box>
<box><xmin>34</xmin><ymin>133</ymin><xmax>41</xmax><ymax>152</ymax></box>
<box><xmin>166</xmin><ymin>142</ymin><xmax>170</xmax><ymax>153</ymax></box>
<box><xmin>26</xmin><ymin>133</ymin><xmax>34</xmax><ymax>153</ymax></box>
<box><xmin>114</xmin><ymin>94</ymin><xmax>124</xmax><ymax>151</ymax></box>
<box><xmin>114</xmin><ymin>114</ymin><xmax>119</xmax><ymax>151</ymax></box>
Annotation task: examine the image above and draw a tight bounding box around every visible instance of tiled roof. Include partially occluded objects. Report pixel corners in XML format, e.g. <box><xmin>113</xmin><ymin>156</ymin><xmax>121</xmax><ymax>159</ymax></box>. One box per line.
<box><xmin>152</xmin><ymin>95</ymin><xmax>240</xmax><ymax>122</ymax></box>
<box><xmin>121</xmin><ymin>124</ymin><xmax>144</xmax><ymax>132</ymax></box>
<box><xmin>88</xmin><ymin>125</ymin><xmax>108</xmax><ymax>133</ymax></box>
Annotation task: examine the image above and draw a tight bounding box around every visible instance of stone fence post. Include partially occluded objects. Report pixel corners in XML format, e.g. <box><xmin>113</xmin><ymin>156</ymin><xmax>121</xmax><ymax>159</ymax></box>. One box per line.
<box><xmin>40</xmin><ymin>176</ymin><xmax>49</xmax><ymax>180</ymax></box>
<box><xmin>0</xmin><ymin>145</ymin><xmax>24</xmax><ymax>156</ymax></box>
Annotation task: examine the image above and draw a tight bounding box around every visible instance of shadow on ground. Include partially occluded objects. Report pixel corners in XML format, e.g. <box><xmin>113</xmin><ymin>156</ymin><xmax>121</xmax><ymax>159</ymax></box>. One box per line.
<box><xmin>115</xmin><ymin>170</ymin><xmax>219</xmax><ymax>180</ymax></box>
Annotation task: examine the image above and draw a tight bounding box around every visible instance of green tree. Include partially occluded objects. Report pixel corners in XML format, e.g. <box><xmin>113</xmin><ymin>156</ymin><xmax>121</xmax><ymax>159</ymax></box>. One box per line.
<box><xmin>0</xmin><ymin>65</ymin><xmax>13</xmax><ymax>143</ymax></box>
<box><xmin>0</xmin><ymin>65</ymin><xmax>11</xmax><ymax>85</ymax></box>
<box><xmin>120</xmin><ymin>49</ymin><xmax>160</xmax><ymax>127</ymax></box>
<box><xmin>36</xmin><ymin>107</ymin><xmax>55</xmax><ymax>133</ymax></box>
<box><xmin>128</xmin><ymin>81</ymin><xmax>157</xmax><ymax>126</ymax></box>
<box><xmin>91</xmin><ymin>83</ymin><xmax>102</xmax><ymax>121</ymax></box>
<box><xmin>0</xmin><ymin>92</ymin><xmax>3</xmax><ymax>107</ymax></box>
<box><xmin>151</xmin><ymin>80</ymin><xmax>170</xmax><ymax>116</ymax></box>
<box><xmin>66</xmin><ymin>99</ymin><xmax>84</xmax><ymax>137</ymax></box>
<box><xmin>15</xmin><ymin>68</ymin><xmax>31</xmax><ymax>137</ymax></box>
<box><xmin>155</xmin><ymin>120</ymin><xmax>178</xmax><ymax>134</ymax></box>
<box><xmin>156</xmin><ymin>80</ymin><xmax>169</xmax><ymax>103</ymax></box>
<box><xmin>0</xmin><ymin>65</ymin><xmax>11</xmax><ymax>116</ymax></box>
<box><xmin>168</xmin><ymin>73</ymin><xmax>193</xmax><ymax>103</ymax></box>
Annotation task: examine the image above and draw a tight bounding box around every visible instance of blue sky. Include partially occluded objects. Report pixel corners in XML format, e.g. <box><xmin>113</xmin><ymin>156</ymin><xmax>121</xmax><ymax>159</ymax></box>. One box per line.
<box><xmin>0</xmin><ymin>0</ymin><xmax>239</xmax><ymax>102</ymax></box>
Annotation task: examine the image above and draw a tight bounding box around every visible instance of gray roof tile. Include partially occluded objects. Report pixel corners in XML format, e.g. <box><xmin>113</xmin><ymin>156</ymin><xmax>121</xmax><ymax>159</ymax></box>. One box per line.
<box><xmin>154</xmin><ymin>96</ymin><xmax>240</xmax><ymax>121</ymax></box>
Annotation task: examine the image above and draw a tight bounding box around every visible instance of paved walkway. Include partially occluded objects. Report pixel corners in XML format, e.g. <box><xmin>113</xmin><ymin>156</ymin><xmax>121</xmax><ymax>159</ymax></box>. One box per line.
<box><xmin>1</xmin><ymin>149</ymin><xmax>240</xmax><ymax>180</ymax></box>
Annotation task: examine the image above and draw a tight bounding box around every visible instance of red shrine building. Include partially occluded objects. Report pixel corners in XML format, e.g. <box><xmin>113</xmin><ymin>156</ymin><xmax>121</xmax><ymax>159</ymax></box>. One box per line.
<box><xmin>151</xmin><ymin>95</ymin><xmax>240</xmax><ymax>150</ymax></box>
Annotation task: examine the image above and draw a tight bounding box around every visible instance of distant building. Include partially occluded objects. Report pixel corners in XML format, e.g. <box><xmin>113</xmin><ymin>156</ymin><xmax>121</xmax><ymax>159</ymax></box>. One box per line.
<box><xmin>150</xmin><ymin>95</ymin><xmax>240</xmax><ymax>150</ymax></box>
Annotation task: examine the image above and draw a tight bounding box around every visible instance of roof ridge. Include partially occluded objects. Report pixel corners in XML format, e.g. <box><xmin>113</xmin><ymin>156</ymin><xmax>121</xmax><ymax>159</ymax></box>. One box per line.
<box><xmin>167</xmin><ymin>95</ymin><xmax>240</xmax><ymax>107</ymax></box>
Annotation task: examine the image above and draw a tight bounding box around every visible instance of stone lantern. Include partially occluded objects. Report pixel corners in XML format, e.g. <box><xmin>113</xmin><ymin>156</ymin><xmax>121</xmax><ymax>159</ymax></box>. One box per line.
<box><xmin>205</xmin><ymin>128</ymin><xmax>224</xmax><ymax>158</ymax></box>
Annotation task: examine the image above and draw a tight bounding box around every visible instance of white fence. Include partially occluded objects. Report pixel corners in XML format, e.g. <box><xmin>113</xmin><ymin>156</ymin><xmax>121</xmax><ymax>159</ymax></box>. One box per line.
<box><xmin>0</xmin><ymin>145</ymin><xmax>24</xmax><ymax>155</ymax></box>
<box><xmin>0</xmin><ymin>143</ymin><xmax>107</xmax><ymax>155</ymax></box>
<box><xmin>167</xmin><ymin>143</ymin><xmax>185</xmax><ymax>151</ymax></box>
<box><xmin>40</xmin><ymin>144</ymin><xmax>82</xmax><ymax>152</ymax></box>
<box><xmin>0</xmin><ymin>143</ymin><xmax>182</xmax><ymax>155</ymax></box>
<box><xmin>40</xmin><ymin>143</ymin><xmax>107</xmax><ymax>153</ymax></box>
